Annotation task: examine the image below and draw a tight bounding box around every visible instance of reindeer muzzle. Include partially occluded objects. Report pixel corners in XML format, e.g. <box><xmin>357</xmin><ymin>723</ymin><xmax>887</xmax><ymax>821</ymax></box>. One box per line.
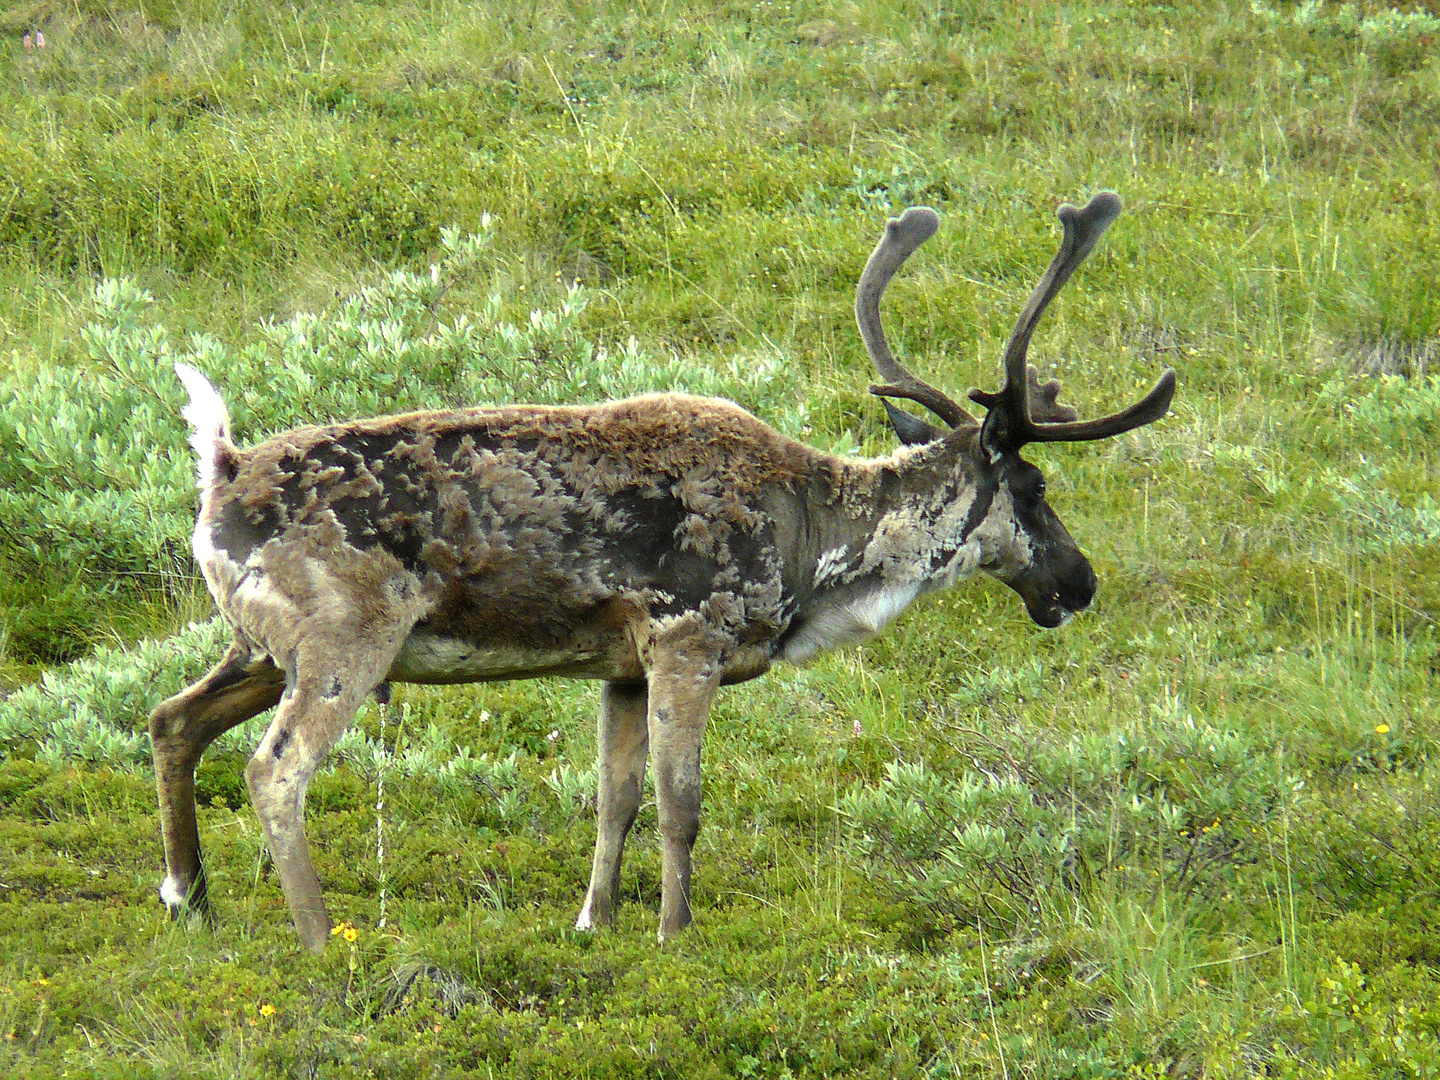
<box><xmin>1012</xmin><ymin>557</ymin><xmax>1097</xmax><ymax>629</ymax></box>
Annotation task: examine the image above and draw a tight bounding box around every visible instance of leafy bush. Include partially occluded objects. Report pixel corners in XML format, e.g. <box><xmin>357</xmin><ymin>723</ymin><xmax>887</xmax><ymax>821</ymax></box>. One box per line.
<box><xmin>0</xmin><ymin>617</ymin><xmax>228</xmax><ymax>768</ymax></box>
<box><xmin>0</xmin><ymin>224</ymin><xmax>807</xmax><ymax>662</ymax></box>
<box><xmin>1272</xmin><ymin>958</ymin><xmax>1440</xmax><ymax>1077</ymax></box>
<box><xmin>332</xmin><ymin>711</ymin><xmax>529</xmax><ymax>808</ymax></box>
<box><xmin>1320</xmin><ymin>372</ymin><xmax>1440</xmax><ymax>448</ymax></box>
<box><xmin>0</xmin><ymin>612</ymin><xmax>551</xmax><ymax>833</ymax></box>
<box><xmin>1312</xmin><ymin>374</ymin><xmax>1440</xmax><ymax>553</ymax></box>
<box><xmin>840</xmin><ymin>695</ymin><xmax>1291</xmax><ymax>930</ymax></box>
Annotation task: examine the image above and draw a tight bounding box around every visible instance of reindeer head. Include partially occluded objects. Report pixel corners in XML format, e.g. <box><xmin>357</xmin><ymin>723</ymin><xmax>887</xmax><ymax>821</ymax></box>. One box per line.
<box><xmin>857</xmin><ymin>194</ymin><xmax>1176</xmax><ymax>628</ymax></box>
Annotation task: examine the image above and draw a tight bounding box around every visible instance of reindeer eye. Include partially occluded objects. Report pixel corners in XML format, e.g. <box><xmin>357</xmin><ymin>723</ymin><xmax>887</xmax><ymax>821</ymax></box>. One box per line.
<box><xmin>1009</xmin><ymin>472</ymin><xmax>1046</xmax><ymax>504</ymax></box>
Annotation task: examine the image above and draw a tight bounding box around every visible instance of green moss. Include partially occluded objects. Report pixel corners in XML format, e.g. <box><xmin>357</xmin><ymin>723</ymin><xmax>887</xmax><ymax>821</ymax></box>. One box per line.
<box><xmin>2</xmin><ymin>0</ymin><xmax>1440</xmax><ymax>1074</ymax></box>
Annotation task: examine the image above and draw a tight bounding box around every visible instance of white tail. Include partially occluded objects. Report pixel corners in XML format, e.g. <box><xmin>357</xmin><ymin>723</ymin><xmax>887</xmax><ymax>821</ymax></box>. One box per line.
<box><xmin>173</xmin><ymin>362</ymin><xmax>231</xmax><ymax>491</ymax></box>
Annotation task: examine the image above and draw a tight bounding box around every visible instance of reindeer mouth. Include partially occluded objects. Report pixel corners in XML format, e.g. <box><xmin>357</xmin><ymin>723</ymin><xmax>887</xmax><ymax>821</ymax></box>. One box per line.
<box><xmin>1009</xmin><ymin>550</ymin><xmax>1098</xmax><ymax>628</ymax></box>
<box><xmin>1024</xmin><ymin>594</ymin><xmax>1072</xmax><ymax>629</ymax></box>
<box><xmin>1015</xmin><ymin>573</ymin><xmax>1094</xmax><ymax>628</ymax></box>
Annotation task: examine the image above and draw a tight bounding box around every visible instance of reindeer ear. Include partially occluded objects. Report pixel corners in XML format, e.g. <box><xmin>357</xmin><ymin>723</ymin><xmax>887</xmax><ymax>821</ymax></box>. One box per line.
<box><xmin>882</xmin><ymin>399</ymin><xmax>945</xmax><ymax>446</ymax></box>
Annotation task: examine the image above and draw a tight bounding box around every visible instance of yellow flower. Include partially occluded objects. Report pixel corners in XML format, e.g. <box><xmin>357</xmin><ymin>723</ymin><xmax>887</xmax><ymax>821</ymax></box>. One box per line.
<box><xmin>330</xmin><ymin>921</ymin><xmax>352</xmax><ymax>937</ymax></box>
<box><xmin>343</xmin><ymin>926</ymin><xmax>358</xmax><ymax>943</ymax></box>
<box><xmin>1376</xmin><ymin>724</ymin><xmax>1391</xmax><ymax>735</ymax></box>
<box><xmin>259</xmin><ymin>1003</ymin><xmax>277</xmax><ymax>1017</ymax></box>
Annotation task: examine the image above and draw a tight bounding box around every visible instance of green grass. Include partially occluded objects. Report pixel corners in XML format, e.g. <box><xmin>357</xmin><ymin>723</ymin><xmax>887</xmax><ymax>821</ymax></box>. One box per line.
<box><xmin>3</xmin><ymin>0</ymin><xmax>1440</xmax><ymax>1075</ymax></box>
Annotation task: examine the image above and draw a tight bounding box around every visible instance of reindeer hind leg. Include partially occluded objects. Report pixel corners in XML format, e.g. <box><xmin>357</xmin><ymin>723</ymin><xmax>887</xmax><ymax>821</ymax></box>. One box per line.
<box><xmin>150</xmin><ymin>639</ymin><xmax>286</xmax><ymax>920</ymax></box>
<box><xmin>244</xmin><ymin>633</ymin><xmax>406</xmax><ymax>952</ymax></box>
<box><xmin>645</xmin><ymin>642</ymin><xmax>721</xmax><ymax>942</ymax></box>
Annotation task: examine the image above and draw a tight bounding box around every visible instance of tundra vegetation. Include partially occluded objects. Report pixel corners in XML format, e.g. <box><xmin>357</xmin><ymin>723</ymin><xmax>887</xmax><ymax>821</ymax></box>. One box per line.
<box><xmin>0</xmin><ymin>0</ymin><xmax>1438</xmax><ymax>1076</ymax></box>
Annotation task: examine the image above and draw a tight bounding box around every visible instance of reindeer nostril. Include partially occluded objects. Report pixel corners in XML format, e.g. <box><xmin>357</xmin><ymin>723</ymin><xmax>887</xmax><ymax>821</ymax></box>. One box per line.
<box><xmin>1059</xmin><ymin>566</ymin><xmax>1097</xmax><ymax>613</ymax></box>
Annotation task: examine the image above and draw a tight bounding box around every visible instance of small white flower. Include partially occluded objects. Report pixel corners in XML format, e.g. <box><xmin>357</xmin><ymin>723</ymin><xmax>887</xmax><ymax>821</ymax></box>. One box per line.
<box><xmin>853</xmin><ymin>719</ymin><xmax>863</xmax><ymax>737</ymax></box>
<box><xmin>547</xmin><ymin>729</ymin><xmax>560</xmax><ymax>742</ymax></box>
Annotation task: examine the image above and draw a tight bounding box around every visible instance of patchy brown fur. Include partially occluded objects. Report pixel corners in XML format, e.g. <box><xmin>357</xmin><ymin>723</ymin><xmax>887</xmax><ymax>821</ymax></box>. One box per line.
<box><xmin>156</xmin><ymin>383</ymin><xmax>1006</xmax><ymax>949</ymax></box>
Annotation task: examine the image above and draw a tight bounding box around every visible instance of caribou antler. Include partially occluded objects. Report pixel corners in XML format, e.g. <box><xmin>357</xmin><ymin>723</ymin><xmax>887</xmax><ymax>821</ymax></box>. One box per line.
<box><xmin>969</xmin><ymin>192</ymin><xmax>1176</xmax><ymax>448</ymax></box>
<box><xmin>858</xmin><ymin>206</ymin><xmax>976</xmax><ymax>429</ymax></box>
<box><xmin>1025</xmin><ymin>365</ymin><xmax>1078</xmax><ymax>423</ymax></box>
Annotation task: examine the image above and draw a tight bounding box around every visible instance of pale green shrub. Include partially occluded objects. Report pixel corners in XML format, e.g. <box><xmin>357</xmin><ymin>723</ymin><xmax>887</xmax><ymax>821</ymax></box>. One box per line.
<box><xmin>0</xmin><ymin>617</ymin><xmax>228</xmax><ymax>768</ymax></box>
<box><xmin>1315</xmin><ymin>375</ymin><xmax>1440</xmax><ymax>553</ymax></box>
<box><xmin>1252</xmin><ymin>1</ymin><xmax>1440</xmax><ymax>41</ymax></box>
<box><xmin>0</xmin><ymin>615</ymin><xmax>542</xmax><ymax>799</ymax></box>
<box><xmin>840</xmin><ymin>696</ymin><xmax>1290</xmax><ymax>928</ymax></box>
<box><xmin>1322</xmin><ymin>463</ymin><xmax>1440</xmax><ymax>554</ymax></box>
<box><xmin>332</xmin><ymin>717</ymin><xmax>526</xmax><ymax>800</ymax></box>
<box><xmin>1251</xmin><ymin>0</ymin><xmax>1440</xmax><ymax>74</ymax></box>
<box><xmin>1322</xmin><ymin>373</ymin><xmax>1440</xmax><ymax>448</ymax></box>
<box><xmin>544</xmin><ymin>761</ymin><xmax>600</xmax><ymax>818</ymax></box>
<box><xmin>0</xmin><ymin>223</ymin><xmax>807</xmax><ymax>660</ymax></box>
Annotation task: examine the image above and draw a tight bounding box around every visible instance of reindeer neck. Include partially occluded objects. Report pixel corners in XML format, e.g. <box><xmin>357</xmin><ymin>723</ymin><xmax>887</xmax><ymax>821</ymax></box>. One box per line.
<box><xmin>775</xmin><ymin>436</ymin><xmax>989</xmax><ymax>665</ymax></box>
<box><xmin>841</xmin><ymin>437</ymin><xmax>986</xmax><ymax>583</ymax></box>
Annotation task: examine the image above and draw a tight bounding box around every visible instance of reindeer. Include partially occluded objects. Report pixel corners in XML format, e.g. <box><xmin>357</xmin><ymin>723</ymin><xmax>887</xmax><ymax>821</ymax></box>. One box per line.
<box><xmin>149</xmin><ymin>193</ymin><xmax>1174</xmax><ymax>951</ymax></box>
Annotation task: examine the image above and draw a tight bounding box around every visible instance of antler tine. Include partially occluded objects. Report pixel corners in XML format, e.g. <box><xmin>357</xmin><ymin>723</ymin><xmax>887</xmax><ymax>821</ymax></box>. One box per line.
<box><xmin>858</xmin><ymin>206</ymin><xmax>976</xmax><ymax>429</ymax></box>
<box><xmin>856</xmin><ymin>207</ymin><xmax>938</xmax><ymax>387</ymax></box>
<box><xmin>1022</xmin><ymin>367</ymin><xmax>1176</xmax><ymax>443</ymax></box>
<box><xmin>970</xmin><ymin>192</ymin><xmax>1122</xmax><ymax>425</ymax></box>
<box><xmin>1026</xmin><ymin>366</ymin><xmax>1078</xmax><ymax>423</ymax></box>
<box><xmin>968</xmin><ymin>192</ymin><xmax>1176</xmax><ymax>447</ymax></box>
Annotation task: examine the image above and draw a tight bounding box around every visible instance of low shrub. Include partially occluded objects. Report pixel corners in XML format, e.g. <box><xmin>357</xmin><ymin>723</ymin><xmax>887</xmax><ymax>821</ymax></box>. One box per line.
<box><xmin>0</xmin><ymin>224</ymin><xmax>806</xmax><ymax>663</ymax></box>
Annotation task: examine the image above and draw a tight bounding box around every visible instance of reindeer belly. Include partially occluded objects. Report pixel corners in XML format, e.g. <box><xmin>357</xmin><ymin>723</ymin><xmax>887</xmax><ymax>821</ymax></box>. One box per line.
<box><xmin>392</xmin><ymin>585</ymin><xmax>648</xmax><ymax>684</ymax></box>
<box><xmin>387</xmin><ymin>633</ymin><xmax>613</xmax><ymax>683</ymax></box>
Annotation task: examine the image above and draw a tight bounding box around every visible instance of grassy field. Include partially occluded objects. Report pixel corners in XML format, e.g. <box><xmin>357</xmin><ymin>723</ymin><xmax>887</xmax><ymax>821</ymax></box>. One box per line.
<box><xmin>3</xmin><ymin>0</ymin><xmax>1440</xmax><ymax>1075</ymax></box>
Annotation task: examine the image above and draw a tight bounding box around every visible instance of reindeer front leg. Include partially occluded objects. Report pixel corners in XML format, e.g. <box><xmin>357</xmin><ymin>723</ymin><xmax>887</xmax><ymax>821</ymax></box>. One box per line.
<box><xmin>576</xmin><ymin>680</ymin><xmax>649</xmax><ymax>930</ymax></box>
<box><xmin>645</xmin><ymin>644</ymin><xmax>721</xmax><ymax>941</ymax></box>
